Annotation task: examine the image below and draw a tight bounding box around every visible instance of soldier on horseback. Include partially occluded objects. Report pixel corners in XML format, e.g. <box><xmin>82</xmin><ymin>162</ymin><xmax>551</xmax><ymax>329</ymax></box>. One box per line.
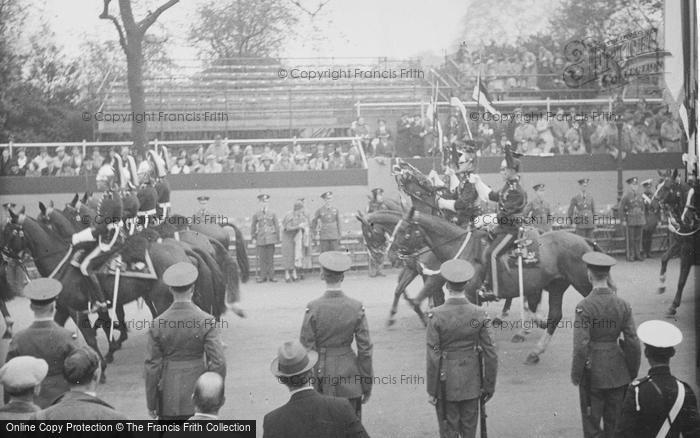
<box><xmin>469</xmin><ymin>145</ymin><xmax>527</xmax><ymax>300</ymax></box>
<box><xmin>121</xmin><ymin>151</ymin><xmax>141</xmax><ymax>235</ymax></box>
<box><xmin>154</xmin><ymin>147</ymin><xmax>172</xmax><ymax>222</ymax></box>
<box><xmin>135</xmin><ymin>150</ymin><xmax>162</xmax><ymax>229</ymax></box>
<box><xmin>70</xmin><ymin>152</ymin><xmax>125</xmax><ymax>310</ymax></box>
<box><xmin>435</xmin><ymin>141</ymin><xmax>483</xmax><ymax>228</ymax></box>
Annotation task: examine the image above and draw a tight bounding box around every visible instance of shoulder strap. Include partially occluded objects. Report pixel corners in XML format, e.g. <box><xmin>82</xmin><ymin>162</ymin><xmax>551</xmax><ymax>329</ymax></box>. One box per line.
<box><xmin>655</xmin><ymin>379</ymin><xmax>685</xmax><ymax>438</ymax></box>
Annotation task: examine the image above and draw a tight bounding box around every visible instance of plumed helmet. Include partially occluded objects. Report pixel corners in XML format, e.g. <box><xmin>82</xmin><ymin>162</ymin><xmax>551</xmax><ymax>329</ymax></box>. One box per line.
<box><xmin>147</xmin><ymin>150</ymin><xmax>166</xmax><ymax>178</ymax></box>
<box><xmin>159</xmin><ymin>146</ymin><xmax>171</xmax><ymax>173</ymax></box>
<box><xmin>124</xmin><ymin>155</ymin><xmax>139</xmax><ymax>189</ymax></box>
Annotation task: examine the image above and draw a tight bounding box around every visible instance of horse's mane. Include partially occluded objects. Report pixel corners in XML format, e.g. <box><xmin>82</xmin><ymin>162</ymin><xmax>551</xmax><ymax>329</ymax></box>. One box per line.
<box><xmin>23</xmin><ymin>216</ymin><xmax>70</xmax><ymax>247</ymax></box>
<box><xmin>411</xmin><ymin>210</ymin><xmax>465</xmax><ymax>236</ymax></box>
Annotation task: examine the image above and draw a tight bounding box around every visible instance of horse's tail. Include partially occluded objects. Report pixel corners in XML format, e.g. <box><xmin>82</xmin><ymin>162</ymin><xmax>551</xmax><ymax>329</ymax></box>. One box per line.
<box><xmin>209</xmin><ymin>237</ymin><xmax>241</xmax><ymax>305</ymax></box>
<box><xmin>224</xmin><ymin>224</ymin><xmax>249</xmax><ymax>283</ymax></box>
<box><xmin>184</xmin><ymin>247</ymin><xmax>226</xmax><ymax>319</ymax></box>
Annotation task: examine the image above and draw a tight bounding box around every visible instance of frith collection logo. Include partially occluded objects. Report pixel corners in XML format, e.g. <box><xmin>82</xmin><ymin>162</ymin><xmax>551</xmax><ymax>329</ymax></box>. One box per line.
<box><xmin>563</xmin><ymin>27</ymin><xmax>669</xmax><ymax>89</ymax></box>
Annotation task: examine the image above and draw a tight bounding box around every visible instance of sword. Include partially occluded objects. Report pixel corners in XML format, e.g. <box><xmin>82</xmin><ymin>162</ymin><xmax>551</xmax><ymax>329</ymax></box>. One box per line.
<box><xmin>384</xmin><ymin>219</ymin><xmax>404</xmax><ymax>259</ymax></box>
<box><xmin>478</xmin><ymin>344</ymin><xmax>488</xmax><ymax>438</ymax></box>
<box><xmin>109</xmin><ymin>262</ymin><xmax>121</xmax><ymax>343</ymax></box>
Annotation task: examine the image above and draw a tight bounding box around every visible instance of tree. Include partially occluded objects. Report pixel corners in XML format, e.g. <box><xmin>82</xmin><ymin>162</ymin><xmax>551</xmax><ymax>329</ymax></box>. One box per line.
<box><xmin>99</xmin><ymin>0</ymin><xmax>179</xmax><ymax>152</ymax></box>
<box><xmin>189</xmin><ymin>0</ymin><xmax>299</xmax><ymax>59</ymax></box>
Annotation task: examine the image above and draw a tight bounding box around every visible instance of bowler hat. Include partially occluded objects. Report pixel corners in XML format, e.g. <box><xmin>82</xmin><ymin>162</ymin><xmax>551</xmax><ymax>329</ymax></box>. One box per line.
<box><xmin>163</xmin><ymin>262</ymin><xmax>198</xmax><ymax>287</ymax></box>
<box><xmin>637</xmin><ymin>320</ymin><xmax>682</xmax><ymax>348</ymax></box>
<box><xmin>0</xmin><ymin>356</ymin><xmax>48</xmax><ymax>390</ymax></box>
<box><xmin>319</xmin><ymin>251</ymin><xmax>351</xmax><ymax>273</ymax></box>
<box><xmin>270</xmin><ymin>340</ymin><xmax>318</xmax><ymax>377</ymax></box>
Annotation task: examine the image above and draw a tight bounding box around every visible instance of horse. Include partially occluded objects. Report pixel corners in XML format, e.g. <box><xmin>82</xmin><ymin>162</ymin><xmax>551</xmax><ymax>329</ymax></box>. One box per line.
<box><xmin>2</xmin><ymin>208</ymin><xmax>225</xmax><ymax>369</ymax></box>
<box><xmin>654</xmin><ymin>172</ymin><xmax>699</xmax><ymax>316</ymax></box>
<box><xmin>370</xmin><ymin>208</ymin><xmax>603</xmax><ymax>364</ymax></box>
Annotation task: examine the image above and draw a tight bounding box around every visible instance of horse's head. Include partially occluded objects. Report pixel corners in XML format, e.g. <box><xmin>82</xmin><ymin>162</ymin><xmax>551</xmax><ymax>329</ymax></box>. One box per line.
<box><xmin>393</xmin><ymin>162</ymin><xmax>441</xmax><ymax>212</ymax></box>
<box><xmin>2</xmin><ymin>208</ymin><xmax>28</xmax><ymax>260</ymax></box>
<box><xmin>391</xmin><ymin>208</ymin><xmax>431</xmax><ymax>255</ymax></box>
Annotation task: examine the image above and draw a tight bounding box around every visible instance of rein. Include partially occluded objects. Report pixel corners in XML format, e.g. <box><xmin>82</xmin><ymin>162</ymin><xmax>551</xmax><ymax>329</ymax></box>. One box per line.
<box><xmin>398</xmin><ymin>222</ymin><xmax>473</xmax><ymax>260</ymax></box>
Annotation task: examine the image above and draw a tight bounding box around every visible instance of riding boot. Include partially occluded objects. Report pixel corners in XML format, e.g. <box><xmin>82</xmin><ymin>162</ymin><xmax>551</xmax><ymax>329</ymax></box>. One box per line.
<box><xmin>87</xmin><ymin>273</ymin><xmax>109</xmax><ymax>312</ymax></box>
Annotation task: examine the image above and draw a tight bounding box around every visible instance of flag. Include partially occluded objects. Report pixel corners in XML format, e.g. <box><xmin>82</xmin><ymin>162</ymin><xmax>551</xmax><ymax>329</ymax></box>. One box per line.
<box><xmin>450</xmin><ymin>96</ymin><xmax>473</xmax><ymax>140</ymax></box>
<box><xmin>472</xmin><ymin>71</ymin><xmax>500</xmax><ymax>115</ymax></box>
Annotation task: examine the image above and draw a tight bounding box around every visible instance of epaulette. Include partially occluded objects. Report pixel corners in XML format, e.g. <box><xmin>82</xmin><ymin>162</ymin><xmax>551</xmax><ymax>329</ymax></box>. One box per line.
<box><xmin>631</xmin><ymin>375</ymin><xmax>652</xmax><ymax>411</ymax></box>
<box><xmin>631</xmin><ymin>375</ymin><xmax>652</xmax><ymax>387</ymax></box>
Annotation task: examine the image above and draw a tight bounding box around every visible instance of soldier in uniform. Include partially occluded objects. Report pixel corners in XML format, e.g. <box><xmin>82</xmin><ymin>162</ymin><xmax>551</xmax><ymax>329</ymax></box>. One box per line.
<box><xmin>571</xmin><ymin>252</ymin><xmax>641</xmax><ymax>438</ymax></box>
<box><xmin>195</xmin><ymin>195</ymin><xmax>211</xmax><ymax>218</ymax></box>
<box><xmin>567</xmin><ymin>178</ymin><xmax>596</xmax><ymax>238</ymax></box>
<box><xmin>135</xmin><ymin>150</ymin><xmax>162</xmax><ymax>230</ymax></box>
<box><xmin>469</xmin><ymin>145</ymin><xmax>527</xmax><ymax>299</ymax></box>
<box><xmin>300</xmin><ymin>251</ymin><xmax>373</xmax><ymax>421</ymax></box>
<box><xmin>6</xmin><ymin>278</ymin><xmax>83</xmax><ymax>408</ymax></box>
<box><xmin>436</xmin><ymin>142</ymin><xmax>483</xmax><ymax>228</ymax></box>
<box><xmin>426</xmin><ymin>259</ymin><xmax>497</xmax><ymax>438</ymax></box>
<box><xmin>366</xmin><ymin>188</ymin><xmax>388</xmax><ymax>277</ymax></box>
<box><xmin>145</xmin><ymin>262</ymin><xmax>226</xmax><ymax>420</ymax></box>
<box><xmin>619</xmin><ymin>177</ymin><xmax>647</xmax><ymax>261</ymax></box>
<box><xmin>615</xmin><ymin>320</ymin><xmax>700</xmax><ymax>437</ymax></box>
<box><xmin>251</xmin><ymin>194</ymin><xmax>280</xmax><ymax>283</ymax></box>
<box><xmin>121</xmin><ymin>153</ymin><xmax>141</xmax><ymax>235</ymax></box>
<box><xmin>154</xmin><ymin>147</ymin><xmax>172</xmax><ymax>222</ymax></box>
<box><xmin>70</xmin><ymin>153</ymin><xmax>124</xmax><ymax>309</ymax></box>
<box><xmin>312</xmin><ymin>191</ymin><xmax>342</xmax><ymax>253</ymax></box>
<box><xmin>0</xmin><ymin>356</ymin><xmax>48</xmax><ymax>419</ymax></box>
<box><xmin>523</xmin><ymin>184</ymin><xmax>552</xmax><ymax>233</ymax></box>
<box><xmin>640</xmin><ymin>179</ymin><xmax>660</xmax><ymax>259</ymax></box>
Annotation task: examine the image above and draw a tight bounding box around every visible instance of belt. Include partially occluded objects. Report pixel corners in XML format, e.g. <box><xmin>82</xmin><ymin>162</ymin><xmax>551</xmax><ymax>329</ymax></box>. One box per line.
<box><xmin>442</xmin><ymin>348</ymin><xmax>477</xmax><ymax>359</ymax></box>
<box><xmin>320</xmin><ymin>345</ymin><xmax>354</xmax><ymax>355</ymax></box>
<box><xmin>589</xmin><ymin>341</ymin><xmax>619</xmax><ymax>350</ymax></box>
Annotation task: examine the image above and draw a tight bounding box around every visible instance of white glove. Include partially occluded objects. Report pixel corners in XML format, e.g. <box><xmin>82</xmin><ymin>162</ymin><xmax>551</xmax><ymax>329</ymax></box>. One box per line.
<box><xmin>71</xmin><ymin>228</ymin><xmax>95</xmax><ymax>245</ymax></box>
<box><xmin>437</xmin><ymin>198</ymin><xmax>456</xmax><ymax>212</ymax></box>
<box><xmin>468</xmin><ymin>173</ymin><xmax>480</xmax><ymax>184</ymax></box>
<box><xmin>474</xmin><ymin>178</ymin><xmax>492</xmax><ymax>202</ymax></box>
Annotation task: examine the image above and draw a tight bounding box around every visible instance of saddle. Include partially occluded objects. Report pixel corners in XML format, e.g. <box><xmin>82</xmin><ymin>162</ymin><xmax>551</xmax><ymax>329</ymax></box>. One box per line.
<box><xmin>96</xmin><ymin>251</ymin><xmax>157</xmax><ymax>279</ymax></box>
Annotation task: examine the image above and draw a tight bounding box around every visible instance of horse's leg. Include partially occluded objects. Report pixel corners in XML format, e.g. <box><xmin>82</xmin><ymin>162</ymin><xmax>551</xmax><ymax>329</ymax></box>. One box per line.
<box><xmin>387</xmin><ymin>267</ymin><xmax>417</xmax><ymax>326</ymax></box>
<box><xmin>525</xmin><ymin>282</ymin><xmax>567</xmax><ymax>365</ymax></box>
<box><xmin>73</xmin><ymin>310</ymin><xmax>108</xmax><ymax>383</ymax></box>
<box><xmin>501</xmin><ymin>298</ymin><xmax>512</xmax><ymax>318</ymax></box>
<box><xmin>105</xmin><ymin>304</ymin><xmax>128</xmax><ymax>364</ymax></box>
<box><xmin>666</xmin><ymin>249</ymin><xmax>693</xmax><ymax>317</ymax></box>
<box><xmin>658</xmin><ymin>239</ymin><xmax>680</xmax><ymax>293</ymax></box>
<box><xmin>411</xmin><ymin>275</ymin><xmax>445</xmax><ymax>327</ymax></box>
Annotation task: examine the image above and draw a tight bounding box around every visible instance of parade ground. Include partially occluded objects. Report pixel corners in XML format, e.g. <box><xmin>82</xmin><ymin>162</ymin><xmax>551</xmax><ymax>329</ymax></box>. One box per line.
<box><xmin>4</xmin><ymin>257</ymin><xmax>697</xmax><ymax>438</ymax></box>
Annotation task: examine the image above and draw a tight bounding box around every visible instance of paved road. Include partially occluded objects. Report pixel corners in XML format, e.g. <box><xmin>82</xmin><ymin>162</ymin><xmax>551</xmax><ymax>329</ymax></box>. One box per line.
<box><xmin>4</xmin><ymin>258</ymin><xmax>697</xmax><ymax>438</ymax></box>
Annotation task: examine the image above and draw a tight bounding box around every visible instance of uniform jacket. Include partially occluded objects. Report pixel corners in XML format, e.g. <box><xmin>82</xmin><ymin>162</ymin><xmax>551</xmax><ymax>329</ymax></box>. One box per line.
<box><xmin>155</xmin><ymin>178</ymin><xmax>171</xmax><ymax>204</ymax></box>
<box><xmin>453</xmin><ymin>177</ymin><xmax>482</xmax><ymax>226</ymax></box>
<box><xmin>642</xmin><ymin>191</ymin><xmax>661</xmax><ymax>230</ymax></box>
<box><xmin>571</xmin><ymin>288</ymin><xmax>641</xmax><ymax>389</ymax></box>
<box><xmin>312</xmin><ymin>205</ymin><xmax>342</xmax><ymax>240</ymax></box>
<box><xmin>567</xmin><ymin>192</ymin><xmax>596</xmax><ymax>230</ymax></box>
<box><xmin>615</xmin><ymin>365</ymin><xmax>700</xmax><ymax>438</ymax></box>
<box><xmin>144</xmin><ymin>301</ymin><xmax>226</xmax><ymax>417</ymax></box>
<box><xmin>6</xmin><ymin>320</ymin><xmax>82</xmax><ymax>408</ymax></box>
<box><xmin>426</xmin><ymin>297</ymin><xmax>498</xmax><ymax>401</ymax></box>
<box><xmin>300</xmin><ymin>290</ymin><xmax>373</xmax><ymax>399</ymax></box>
<box><xmin>252</xmin><ymin>209</ymin><xmax>280</xmax><ymax>246</ymax></box>
<box><xmin>523</xmin><ymin>196</ymin><xmax>552</xmax><ymax>232</ymax></box>
<box><xmin>32</xmin><ymin>391</ymin><xmax>127</xmax><ymax>420</ymax></box>
<box><xmin>137</xmin><ymin>183</ymin><xmax>159</xmax><ymax>212</ymax></box>
<box><xmin>263</xmin><ymin>389</ymin><xmax>369</xmax><ymax>438</ymax></box>
<box><xmin>619</xmin><ymin>190</ymin><xmax>646</xmax><ymax>226</ymax></box>
<box><xmin>0</xmin><ymin>400</ymin><xmax>41</xmax><ymax>420</ymax></box>
<box><xmin>488</xmin><ymin>177</ymin><xmax>527</xmax><ymax>230</ymax></box>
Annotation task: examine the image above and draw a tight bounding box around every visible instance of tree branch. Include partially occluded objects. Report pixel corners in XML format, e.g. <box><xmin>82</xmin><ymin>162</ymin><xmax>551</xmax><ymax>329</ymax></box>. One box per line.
<box><xmin>138</xmin><ymin>0</ymin><xmax>179</xmax><ymax>34</ymax></box>
<box><xmin>99</xmin><ymin>0</ymin><xmax>128</xmax><ymax>53</ymax></box>
<box><xmin>288</xmin><ymin>0</ymin><xmax>332</xmax><ymax>18</ymax></box>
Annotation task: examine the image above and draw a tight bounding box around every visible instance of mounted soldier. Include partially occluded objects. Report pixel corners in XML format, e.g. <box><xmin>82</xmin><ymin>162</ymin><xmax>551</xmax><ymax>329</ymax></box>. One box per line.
<box><xmin>435</xmin><ymin>140</ymin><xmax>483</xmax><ymax>229</ymax></box>
<box><xmin>70</xmin><ymin>152</ymin><xmax>125</xmax><ymax>310</ymax></box>
<box><xmin>469</xmin><ymin>144</ymin><xmax>527</xmax><ymax>300</ymax></box>
<box><xmin>136</xmin><ymin>150</ymin><xmax>162</xmax><ymax>229</ymax></box>
<box><xmin>121</xmin><ymin>152</ymin><xmax>140</xmax><ymax>235</ymax></box>
<box><xmin>154</xmin><ymin>147</ymin><xmax>172</xmax><ymax>222</ymax></box>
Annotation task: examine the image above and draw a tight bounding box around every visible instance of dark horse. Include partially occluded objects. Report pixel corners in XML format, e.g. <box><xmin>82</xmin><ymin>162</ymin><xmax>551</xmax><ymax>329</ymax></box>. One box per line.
<box><xmin>367</xmin><ymin>209</ymin><xmax>602</xmax><ymax>364</ymax></box>
<box><xmin>2</xmin><ymin>208</ymin><xmax>226</xmax><ymax>371</ymax></box>
<box><xmin>655</xmin><ymin>173</ymin><xmax>699</xmax><ymax>316</ymax></box>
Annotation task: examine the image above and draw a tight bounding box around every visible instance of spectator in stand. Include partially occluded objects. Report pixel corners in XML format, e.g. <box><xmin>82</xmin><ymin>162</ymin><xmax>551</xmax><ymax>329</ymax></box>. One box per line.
<box><xmin>549</xmin><ymin>108</ymin><xmax>569</xmax><ymax>144</ymax></box>
<box><xmin>328</xmin><ymin>145</ymin><xmax>345</xmax><ymax>170</ymax></box>
<box><xmin>78</xmin><ymin>156</ymin><xmax>94</xmax><ymax>176</ymax></box>
<box><xmin>642</xmin><ymin>115</ymin><xmax>660</xmax><ymax>151</ymax></box>
<box><xmin>580</xmin><ymin>117</ymin><xmax>596</xmax><ymax>153</ymax></box>
<box><xmin>15</xmin><ymin>148</ymin><xmax>28</xmax><ymax>175</ymax></box>
<box><xmin>241</xmin><ymin>145</ymin><xmax>258</xmax><ymax>172</ymax></box>
<box><xmin>354</xmin><ymin>117</ymin><xmax>372</xmax><ymax>152</ymax></box>
<box><xmin>259</xmin><ymin>146</ymin><xmax>276</xmax><ymax>172</ymax></box>
<box><xmin>171</xmin><ymin>156</ymin><xmax>190</xmax><ymax>174</ymax></box>
<box><xmin>273</xmin><ymin>148</ymin><xmax>295</xmax><ymax>171</ymax></box>
<box><xmin>55</xmin><ymin>160</ymin><xmax>75</xmax><ymax>177</ymax></box>
<box><xmin>482</xmin><ymin>139</ymin><xmax>502</xmax><ymax>157</ymax></box>
<box><xmin>203</xmin><ymin>154</ymin><xmax>222</xmax><ymax>174</ymax></box>
<box><xmin>536</xmin><ymin>117</ymin><xmax>555</xmax><ymax>153</ymax></box>
<box><xmin>529</xmin><ymin>138</ymin><xmax>545</xmax><ymax>156</ymax></box>
<box><xmin>566</xmin><ymin>122</ymin><xmax>585</xmax><ymax>154</ymax></box>
<box><xmin>190</xmin><ymin>151</ymin><xmax>204</xmax><ymax>173</ymax></box>
<box><xmin>630</xmin><ymin>123</ymin><xmax>653</xmax><ymax>154</ymax></box>
<box><xmin>91</xmin><ymin>149</ymin><xmax>104</xmax><ymax>171</ymax></box>
<box><xmin>293</xmin><ymin>144</ymin><xmax>309</xmax><ymax>170</ymax></box>
<box><xmin>229</xmin><ymin>145</ymin><xmax>243</xmax><ymax>172</ymax></box>
<box><xmin>552</xmin><ymin>57</ymin><xmax>566</xmax><ymax>87</ymax></box>
<box><xmin>374</xmin><ymin>119</ymin><xmax>392</xmax><ymax>157</ymax></box>
<box><xmin>309</xmin><ymin>144</ymin><xmax>328</xmax><ymax>170</ymax></box>
<box><xmin>69</xmin><ymin>147</ymin><xmax>82</xmax><ymax>172</ymax></box>
<box><xmin>396</xmin><ymin>114</ymin><xmax>412</xmax><ymax>157</ymax></box>
<box><xmin>51</xmin><ymin>146</ymin><xmax>70</xmax><ymax>175</ymax></box>
<box><xmin>205</xmin><ymin>135</ymin><xmax>229</xmax><ymax>167</ymax></box>
<box><xmin>660</xmin><ymin>113</ymin><xmax>682</xmax><ymax>152</ymax></box>
<box><xmin>0</xmin><ymin>148</ymin><xmax>12</xmax><ymax>176</ymax></box>
<box><xmin>519</xmin><ymin>46</ymin><xmax>538</xmax><ymax>88</ymax></box>
<box><xmin>514</xmin><ymin>119</ymin><xmax>538</xmax><ymax>152</ymax></box>
<box><xmin>409</xmin><ymin>115</ymin><xmax>425</xmax><ymax>157</ymax></box>
<box><xmin>25</xmin><ymin>161</ymin><xmax>42</xmax><ymax>177</ymax></box>
<box><xmin>32</xmin><ymin>147</ymin><xmax>51</xmax><ymax>175</ymax></box>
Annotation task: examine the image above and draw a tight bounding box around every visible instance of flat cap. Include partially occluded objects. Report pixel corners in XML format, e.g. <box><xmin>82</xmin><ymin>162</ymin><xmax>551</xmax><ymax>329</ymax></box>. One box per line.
<box><xmin>258</xmin><ymin>193</ymin><xmax>270</xmax><ymax>201</ymax></box>
<box><xmin>626</xmin><ymin>177</ymin><xmax>638</xmax><ymax>184</ymax></box>
<box><xmin>582</xmin><ymin>252</ymin><xmax>616</xmax><ymax>268</ymax></box>
<box><xmin>533</xmin><ymin>184</ymin><xmax>545</xmax><ymax>191</ymax></box>
<box><xmin>23</xmin><ymin>278</ymin><xmax>62</xmax><ymax>302</ymax></box>
<box><xmin>578</xmin><ymin>178</ymin><xmax>590</xmax><ymax>185</ymax></box>
<box><xmin>321</xmin><ymin>191</ymin><xmax>333</xmax><ymax>200</ymax></box>
<box><xmin>163</xmin><ymin>262</ymin><xmax>198</xmax><ymax>287</ymax></box>
<box><xmin>637</xmin><ymin>320</ymin><xmax>682</xmax><ymax>348</ymax></box>
<box><xmin>440</xmin><ymin>259</ymin><xmax>475</xmax><ymax>283</ymax></box>
<box><xmin>0</xmin><ymin>356</ymin><xmax>48</xmax><ymax>390</ymax></box>
<box><xmin>319</xmin><ymin>251</ymin><xmax>351</xmax><ymax>273</ymax></box>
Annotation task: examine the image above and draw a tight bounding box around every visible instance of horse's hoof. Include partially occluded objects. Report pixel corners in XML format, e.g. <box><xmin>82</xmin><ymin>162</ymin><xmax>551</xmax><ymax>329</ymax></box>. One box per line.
<box><xmin>511</xmin><ymin>333</ymin><xmax>526</xmax><ymax>343</ymax></box>
<box><xmin>657</xmin><ymin>285</ymin><xmax>666</xmax><ymax>294</ymax></box>
<box><xmin>524</xmin><ymin>353</ymin><xmax>540</xmax><ymax>365</ymax></box>
<box><xmin>665</xmin><ymin>307</ymin><xmax>677</xmax><ymax>318</ymax></box>
<box><xmin>99</xmin><ymin>373</ymin><xmax>107</xmax><ymax>384</ymax></box>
